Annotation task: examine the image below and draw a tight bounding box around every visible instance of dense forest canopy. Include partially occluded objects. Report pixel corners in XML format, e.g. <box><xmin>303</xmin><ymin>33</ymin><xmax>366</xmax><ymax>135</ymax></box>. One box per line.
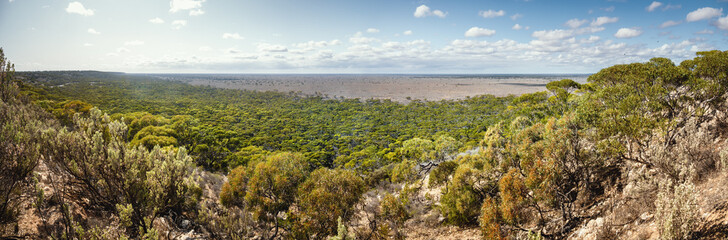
<box><xmin>2</xmin><ymin>49</ymin><xmax>728</xmax><ymax>239</ymax></box>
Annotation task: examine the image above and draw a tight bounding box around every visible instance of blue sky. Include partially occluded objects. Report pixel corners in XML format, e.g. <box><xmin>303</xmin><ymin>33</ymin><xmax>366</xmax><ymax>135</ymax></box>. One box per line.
<box><xmin>0</xmin><ymin>0</ymin><xmax>726</xmax><ymax>73</ymax></box>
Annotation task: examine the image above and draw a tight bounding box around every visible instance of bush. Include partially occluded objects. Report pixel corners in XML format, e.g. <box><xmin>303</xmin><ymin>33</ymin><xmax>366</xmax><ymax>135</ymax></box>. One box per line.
<box><xmin>244</xmin><ymin>152</ymin><xmax>308</xmax><ymax>239</ymax></box>
<box><xmin>655</xmin><ymin>168</ymin><xmax>698</xmax><ymax>240</ymax></box>
<box><xmin>439</xmin><ymin>164</ymin><xmax>486</xmax><ymax>225</ymax></box>
<box><xmin>43</xmin><ymin>108</ymin><xmax>201</xmax><ymax>237</ymax></box>
<box><xmin>296</xmin><ymin>168</ymin><xmax>365</xmax><ymax>238</ymax></box>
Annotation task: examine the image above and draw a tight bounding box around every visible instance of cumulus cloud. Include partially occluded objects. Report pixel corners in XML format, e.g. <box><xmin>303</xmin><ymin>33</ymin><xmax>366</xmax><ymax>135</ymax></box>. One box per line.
<box><xmin>149</xmin><ymin>17</ymin><xmax>165</xmax><ymax>24</ymax></box>
<box><xmin>464</xmin><ymin>27</ymin><xmax>496</xmax><ymax>37</ymax></box>
<box><xmin>603</xmin><ymin>6</ymin><xmax>615</xmax><ymax>12</ymax></box>
<box><xmin>510</xmin><ymin>14</ymin><xmax>523</xmax><ymax>20</ymax></box>
<box><xmin>116</xmin><ymin>47</ymin><xmax>130</xmax><ymax>53</ymax></box>
<box><xmin>659</xmin><ymin>20</ymin><xmax>681</xmax><ymax>28</ymax></box>
<box><xmin>565</xmin><ymin>19</ymin><xmax>588</xmax><ymax>28</ymax></box>
<box><xmin>512</xmin><ymin>24</ymin><xmax>523</xmax><ymax>30</ymax></box>
<box><xmin>403</xmin><ymin>30</ymin><xmax>413</xmax><ymax>35</ymax></box>
<box><xmin>83</xmin><ymin>43</ymin><xmax>93</xmax><ymax>47</ymax></box>
<box><xmin>367</xmin><ymin>28</ymin><xmax>380</xmax><ymax>33</ymax></box>
<box><xmin>169</xmin><ymin>0</ymin><xmax>204</xmax><ymax>13</ymax></box>
<box><xmin>614</xmin><ymin>28</ymin><xmax>643</xmax><ymax>38</ymax></box>
<box><xmin>124</xmin><ymin>40</ymin><xmax>144</xmax><ymax>46</ymax></box>
<box><xmin>686</xmin><ymin>7</ymin><xmax>723</xmax><ymax>22</ymax></box>
<box><xmin>715</xmin><ymin>16</ymin><xmax>728</xmax><ymax>30</ymax></box>
<box><xmin>222</xmin><ymin>33</ymin><xmax>245</xmax><ymax>40</ymax></box>
<box><xmin>87</xmin><ymin>28</ymin><xmax>100</xmax><ymax>34</ymax></box>
<box><xmin>479</xmin><ymin>10</ymin><xmax>505</xmax><ymax>18</ymax></box>
<box><xmin>172</xmin><ymin>20</ymin><xmax>187</xmax><ymax>29</ymax></box>
<box><xmin>591</xmin><ymin>16</ymin><xmax>618</xmax><ymax>26</ymax></box>
<box><xmin>66</xmin><ymin>2</ymin><xmax>94</xmax><ymax>16</ymax></box>
<box><xmin>414</xmin><ymin>5</ymin><xmax>447</xmax><ymax>18</ymax></box>
<box><xmin>646</xmin><ymin>1</ymin><xmax>663</xmax><ymax>12</ymax></box>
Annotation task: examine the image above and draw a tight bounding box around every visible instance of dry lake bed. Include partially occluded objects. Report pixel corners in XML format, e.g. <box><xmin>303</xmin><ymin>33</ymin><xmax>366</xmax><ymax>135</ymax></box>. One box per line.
<box><xmin>145</xmin><ymin>74</ymin><xmax>590</xmax><ymax>103</ymax></box>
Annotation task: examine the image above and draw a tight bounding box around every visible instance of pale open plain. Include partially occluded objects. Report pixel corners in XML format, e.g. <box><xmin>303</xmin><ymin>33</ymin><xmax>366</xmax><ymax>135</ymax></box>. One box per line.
<box><xmin>158</xmin><ymin>74</ymin><xmax>590</xmax><ymax>103</ymax></box>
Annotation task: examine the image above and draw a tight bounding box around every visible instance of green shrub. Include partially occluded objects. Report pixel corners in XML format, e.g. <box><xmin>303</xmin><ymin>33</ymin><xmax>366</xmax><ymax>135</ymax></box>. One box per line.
<box><xmin>296</xmin><ymin>168</ymin><xmax>365</xmax><ymax>238</ymax></box>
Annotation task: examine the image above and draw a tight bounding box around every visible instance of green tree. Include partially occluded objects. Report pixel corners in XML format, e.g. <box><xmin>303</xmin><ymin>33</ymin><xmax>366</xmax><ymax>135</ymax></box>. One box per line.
<box><xmin>296</xmin><ymin>168</ymin><xmax>365</xmax><ymax>239</ymax></box>
<box><xmin>245</xmin><ymin>152</ymin><xmax>308</xmax><ymax>239</ymax></box>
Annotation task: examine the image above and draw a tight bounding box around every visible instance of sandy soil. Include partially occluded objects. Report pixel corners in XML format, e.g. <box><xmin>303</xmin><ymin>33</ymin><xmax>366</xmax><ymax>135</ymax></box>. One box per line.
<box><xmin>173</xmin><ymin>74</ymin><xmax>589</xmax><ymax>103</ymax></box>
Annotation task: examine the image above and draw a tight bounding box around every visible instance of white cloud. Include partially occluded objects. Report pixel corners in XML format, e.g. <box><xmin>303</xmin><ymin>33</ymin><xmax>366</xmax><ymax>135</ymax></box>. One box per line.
<box><xmin>189</xmin><ymin>9</ymin><xmax>204</xmax><ymax>16</ymax></box>
<box><xmin>591</xmin><ymin>16</ymin><xmax>618</xmax><ymax>26</ymax></box>
<box><xmin>432</xmin><ymin>10</ymin><xmax>447</xmax><ymax>18</ymax></box>
<box><xmin>87</xmin><ymin>28</ymin><xmax>100</xmax><ymax>35</ymax></box>
<box><xmin>659</xmin><ymin>20</ymin><xmax>681</xmax><ymax>28</ymax></box>
<box><xmin>66</xmin><ymin>2</ymin><xmax>94</xmax><ymax>16</ymax></box>
<box><xmin>403</xmin><ymin>30</ymin><xmax>413</xmax><ymax>35</ymax></box>
<box><xmin>532</xmin><ymin>29</ymin><xmax>574</xmax><ymax>41</ymax></box>
<box><xmin>686</xmin><ymin>7</ymin><xmax>723</xmax><ymax>22</ymax></box>
<box><xmin>510</xmin><ymin>14</ymin><xmax>523</xmax><ymax>20</ymax></box>
<box><xmin>414</xmin><ymin>5</ymin><xmax>447</xmax><ymax>18</ymax></box>
<box><xmin>646</xmin><ymin>1</ymin><xmax>663</xmax><ymax>12</ymax></box>
<box><xmin>565</xmin><ymin>19</ymin><xmax>588</xmax><ymax>28</ymax></box>
<box><xmin>715</xmin><ymin>16</ymin><xmax>728</xmax><ymax>30</ymax></box>
<box><xmin>117</xmin><ymin>47</ymin><xmax>130</xmax><ymax>53</ymax></box>
<box><xmin>367</xmin><ymin>28</ymin><xmax>380</xmax><ymax>33</ymax></box>
<box><xmin>464</xmin><ymin>27</ymin><xmax>496</xmax><ymax>37</ymax></box>
<box><xmin>149</xmin><ymin>17</ymin><xmax>165</xmax><ymax>24</ymax></box>
<box><xmin>603</xmin><ymin>6</ymin><xmax>615</xmax><ymax>12</ymax></box>
<box><xmin>258</xmin><ymin>43</ymin><xmax>288</xmax><ymax>52</ymax></box>
<box><xmin>222</xmin><ymin>33</ymin><xmax>245</xmax><ymax>40</ymax></box>
<box><xmin>169</xmin><ymin>0</ymin><xmax>204</xmax><ymax>13</ymax></box>
<box><xmin>172</xmin><ymin>20</ymin><xmax>187</xmax><ymax>29</ymax></box>
<box><xmin>512</xmin><ymin>24</ymin><xmax>523</xmax><ymax>30</ymax></box>
<box><xmin>199</xmin><ymin>46</ymin><xmax>212</xmax><ymax>51</ymax></box>
<box><xmin>124</xmin><ymin>40</ymin><xmax>144</xmax><ymax>46</ymax></box>
<box><xmin>614</xmin><ymin>28</ymin><xmax>643</xmax><ymax>38</ymax></box>
<box><xmin>83</xmin><ymin>43</ymin><xmax>93</xmax><ymax>47</ymax></box>
<box><xmin>479</xmin><ymin>9</ymin><xmax>505</xmax><ymax>18</ymax></box>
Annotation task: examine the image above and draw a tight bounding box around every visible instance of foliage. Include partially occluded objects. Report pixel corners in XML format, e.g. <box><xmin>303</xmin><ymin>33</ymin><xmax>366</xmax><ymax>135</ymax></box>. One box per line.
<box><xmin>42</xmin><ymin>108</ymin><xmax>201</xmax><ymax>237</ymax></box>
<box><xmin>0</xmin><ymin>48</ymin><xmax>51</xmax><ymax>228</ymax></box>
<box><xmin>22</xmin><ymin>70</ymin><xmax>511</xmax><ymax>171</ymax></box>
<box><xmin>378</xmin><ymin>193</ymin><xmax>410</xmax><ymax>239</ymax></box>
<box><xmin>245</xmin><ymin>152</ymin><xmax>308</xmax><ymax>238</ymax></box>
<box><xmin>655</xmin><ymin>170</ymin><xmax>698</xmax><ymax>240</ymax></box>
<box><xmin>428</xmin><ymin>160</ymin><xmax>458</xmax><ymax>187</ymax></box>
<box><xmin>296</xmin><ymin>168</ymin><xmax>365</xmax><ymax>238</ymax></box>
<box><xmin>439</xmin><ymin>164</ymin><xmax>487</xmax><ymax>225</ymax></box>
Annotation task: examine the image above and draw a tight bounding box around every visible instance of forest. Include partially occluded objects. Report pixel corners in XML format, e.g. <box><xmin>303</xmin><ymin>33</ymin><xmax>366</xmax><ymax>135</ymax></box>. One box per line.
<box><xmin>2</xmin><ymin>49</ymin><xmax>728</xmax><ymax>239</ymax></box>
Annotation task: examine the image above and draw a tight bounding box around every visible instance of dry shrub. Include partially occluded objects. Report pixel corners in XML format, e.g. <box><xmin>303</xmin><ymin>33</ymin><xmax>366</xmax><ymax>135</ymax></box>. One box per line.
<box><xmin>654</xmin><ymin>165</ymin><xmax>698</xmax><ymax>240</ymax></box>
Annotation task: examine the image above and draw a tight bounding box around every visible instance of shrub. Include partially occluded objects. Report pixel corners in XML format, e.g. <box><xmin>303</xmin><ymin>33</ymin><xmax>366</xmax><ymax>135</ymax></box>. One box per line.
<box><xmin>439</xmin><ymin>164</ymin><xmax>486</xmax><ymax>225</ymax></box>
<box><xmin>43</xmin><ymin>108</ymin><xmax>201</xmax><ymax>237</ymax></box>
<box><xmin>244</xmin><ymin>152</ymin><xmax>308</xmax><ymax>239</ymax></box>
<box><xmin>296</xmin><ymin>168</ymin><xmax>365</xmax><ymax>239</ymax></box>
<box><xmin>655</xmin><ymin>167</ymin><xmax>698</xmax><ymax>240</ymax></box>
<box><xmin>428</xmin><ymin>160</ymin><xmax>458</xmax><ymax>187</ymax></box>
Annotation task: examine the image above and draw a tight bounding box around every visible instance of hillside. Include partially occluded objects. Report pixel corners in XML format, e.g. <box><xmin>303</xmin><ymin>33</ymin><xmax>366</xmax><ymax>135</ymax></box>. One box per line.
<box><xmin>2</xmin><ymin>49</ymin><xmax>728</xmax><ymax>239</ymax></box>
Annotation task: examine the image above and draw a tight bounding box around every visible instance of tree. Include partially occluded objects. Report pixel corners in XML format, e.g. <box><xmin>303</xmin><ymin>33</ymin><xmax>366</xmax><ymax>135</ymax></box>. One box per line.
<box><xmin>245</xmin><ymin>152</ymin><xmax>308</xmax><ymax>239</ymax></box>
<box><xmin>296</xmin><ymin>168</ymin><xmax>365</xmax><ymax>239</ymax></box>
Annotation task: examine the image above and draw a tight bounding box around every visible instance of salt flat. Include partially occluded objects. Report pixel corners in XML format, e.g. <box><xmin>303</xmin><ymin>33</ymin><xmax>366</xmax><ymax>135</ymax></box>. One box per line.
<box><xmin>154</xmin><ymin>74</ymin><xmax>590</xmax><ymax>103</ymax></box>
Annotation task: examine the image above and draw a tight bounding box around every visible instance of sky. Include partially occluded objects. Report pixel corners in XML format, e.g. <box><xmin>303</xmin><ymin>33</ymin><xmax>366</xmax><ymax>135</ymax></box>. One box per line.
<box><xmin>0</xmin><ymin>0</ymin><xmax>727</xmax><ymax>74</ymax></box>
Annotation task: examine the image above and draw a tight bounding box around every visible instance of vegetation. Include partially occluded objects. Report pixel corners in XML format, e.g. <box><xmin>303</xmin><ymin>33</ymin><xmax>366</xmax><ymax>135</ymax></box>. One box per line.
<box><xmin>2</xmin><ymin>48</ymin><xmax>728</xmax><ymax>239</ymax></box>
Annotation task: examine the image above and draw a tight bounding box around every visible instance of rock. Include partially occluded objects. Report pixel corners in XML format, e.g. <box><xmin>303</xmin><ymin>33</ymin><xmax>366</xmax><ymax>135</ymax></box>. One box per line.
<box><xmin>180</xmin><ymin>219</ymin><xmax>191</xmax><ymax>229</ymax></box>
